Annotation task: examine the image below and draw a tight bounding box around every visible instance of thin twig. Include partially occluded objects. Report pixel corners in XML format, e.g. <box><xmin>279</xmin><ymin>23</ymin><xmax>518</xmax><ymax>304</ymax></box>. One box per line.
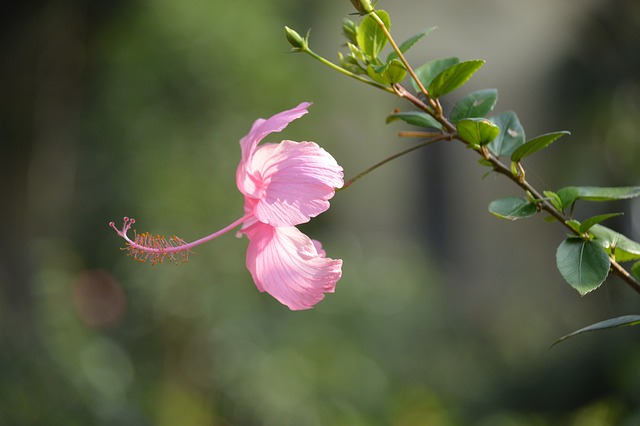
<box><xmin>369</xmin><ymin>11</ymin><xmax>437</xmax><ymax>111</ymax></box>
<box><xmin>338</xmin><ymin>135</ymin><xmax>451</xmax><ymax>191</ymax></box>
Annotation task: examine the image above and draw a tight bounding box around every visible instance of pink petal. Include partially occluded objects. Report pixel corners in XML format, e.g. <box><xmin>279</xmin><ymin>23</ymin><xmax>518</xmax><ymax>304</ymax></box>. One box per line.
<box><xmin>237</xmin><ymin>102</ymin><xmax>311</xmax><ymax>195</ymax></box>
<box><xmin>249</xmin><ymin>140</ymin><xmax>343</xmax><ymax>226</ymax></box>
<box><xmin>242</xmin><ymin>222</ymin><xmax>342</xmax><ymax>310</ymax></box>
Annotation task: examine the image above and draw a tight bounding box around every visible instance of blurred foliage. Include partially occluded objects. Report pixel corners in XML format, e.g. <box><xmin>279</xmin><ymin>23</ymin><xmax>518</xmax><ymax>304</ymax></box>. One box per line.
<box><xmin>552</xmin><ymin>0</ymin><xmax>640</xmax><ymax>185</ymax></box>
<box><xmin>2</xmin><ymin>0</ymin><xmax>640</xmax><ymax>425</ymax></box>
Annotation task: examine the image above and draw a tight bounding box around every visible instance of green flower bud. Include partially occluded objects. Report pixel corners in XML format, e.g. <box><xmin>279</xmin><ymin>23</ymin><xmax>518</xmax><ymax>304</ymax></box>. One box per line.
<box><xmin>349</xmin><ymin>0</ymin><xmax>373</xmax><ymax>14</ymax></box>
<box><xmin>284</xmin><ymin>26</ymin><xmax>307</xmax><ymax>50</ymax></box>
<box><xmin>342</xmin><ymin>18</ymin><xmax>358</xmax><ymax>44</ymax></box>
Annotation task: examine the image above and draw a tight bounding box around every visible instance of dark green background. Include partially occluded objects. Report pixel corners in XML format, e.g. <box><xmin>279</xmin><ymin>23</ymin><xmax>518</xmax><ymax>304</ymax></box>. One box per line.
<box><xmin>2</xmin><ymin>0</ymin><xmax>640</xmax><ymax>424</ymax></box>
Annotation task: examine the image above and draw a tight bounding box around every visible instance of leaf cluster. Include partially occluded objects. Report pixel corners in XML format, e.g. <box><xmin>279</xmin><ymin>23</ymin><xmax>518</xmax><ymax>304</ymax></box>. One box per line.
<box><xmin>288</xmin><ymin>3</ymin><xmax>640</xmax><ymax>343</ymax></box>
<box><xmin>491</xmin><ymin>186</ymin><xmax>640</xmax><ymax>297</ymax></box>
<box><xmin>366</xmin><ymin>14</ymin><xmax>640</xmax><ymax>341</ymax></box>
<box><xmin>371</xmin><ymin>39</ymin><xmax>640</xmax><ymax>304</ymax></box>
<box><xmin>339</xmin><ymin>12</ymin><xmax>435</xmax><ymax>85</ymax></box>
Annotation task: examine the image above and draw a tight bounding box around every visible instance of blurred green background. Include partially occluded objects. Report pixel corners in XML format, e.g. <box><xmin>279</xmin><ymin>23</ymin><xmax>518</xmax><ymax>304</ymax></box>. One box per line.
<box><xmin>3</xmin><ymin>0</ymin><xmax>640</xmax><ymax>424</ymax></box>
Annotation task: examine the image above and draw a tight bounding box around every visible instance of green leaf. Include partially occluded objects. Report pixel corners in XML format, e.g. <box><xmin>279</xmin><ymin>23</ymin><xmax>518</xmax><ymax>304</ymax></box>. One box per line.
<box><xmin>556</xmin><ymin>238</ymin><xmax>610</xmax><ymax>295</ymax></box>
<box><xmin>412</xmin><ymin>57</ymin><xmax>459</xmax><ymax>93</ymax></box>
<box><xmin>556</xmin><ymin>186</ymin><xmax>640</xmax><ymax>207</ymax></box>
<box><xmin>578</xmin><ymin>213</ymin><xmax>622</xmax><ymax>234</ymax></box>
<box><xmin>488</xmin><ymin>196</ymin><xmax>537</xmax><ymax>220</ymax></box>
<box><xmin>356</xmin><ymin>10</ymin><xmax>390</xmax><ymax>60</ymax></box>
<box><xmin>367</xmin><ymin>65</ymin><xmax>386</xmax><ymax>84</ymax></box>
<box><xmin>456</xmin><ymin>118</ymin><xmax>500</xmax><ymax>146</ymax></box>
<box><xmin>552</xmin><ymin>315</ymin><xmax>640</xmax><ymax>346</ymax></box>
<box><xmin>450</xmin><ymin>89</ymin><xmax>498</xmax><ymax>123</ymax></box>
<box><xmin>511</xmin><ymin>131</ymin><xmax>570</xmax><ymax>162</ymax></box>
<box><xmin>565</xmin><ymin>219</ymin><xmax>581</xmax><ymax>234</ymax></box>
<box><xmin>632</xmin><ymin>261</ymin><xmax>640</xmax><ymax>281</ymax></box>
<box><xmin>338</xmin><ymin>51</ymin><xmax>366</xmax><ymax>74</ymax></box>
<box><xmin>556</xmin><ymin>187</ymin><xmax>580</xmax><ymax>211</ymax></box>
<box><xmin>387</xmin><ymin>27</ymin><xmax>437</xmax><ymax>62</ymax></box>
<box><xmin>367</xmin><ymin>59</ymin><xmax>407</xmax><ymax>85</ymax></box>
<box><xmin>590</xmin><ymin>224</ymin><xmax>640</xmax><ymax>262</ymax></box>
<box><xmin>428</xmin><ymin>60</ymin><xmax>485</xmax><ymax>98</ymax></box>
<box><xmin>384</xmin><ymin>59</ymin><xmax>407</xmax><ymax>84</ymax></box>
<box><xmin>488</xmin><ymin>111</ymin><xmax>526</xmax><ymax>157</ymax></box>
<box><xmin>385</xmin><ymin>111</ymin><xmax>442</xmax><ymax>129</ymax></box>
<box><xmin>478</xmin><ymin>158</ymin><xmax>493</xmax><ymax>168</ymax></box>
<box><xmin>543</xmin><ymin>191</ymin><xmax>563</xmax><ymax>212</ymax></box>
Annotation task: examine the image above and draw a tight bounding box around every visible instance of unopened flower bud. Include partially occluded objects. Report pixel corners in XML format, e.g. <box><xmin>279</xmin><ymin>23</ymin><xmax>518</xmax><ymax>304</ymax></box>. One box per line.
<box><xmin>284</xmin><ymin>26</ymin><xmax>307</xmax><ymax>50</ymax></box>
<box><xmin>342</xmin><ymin>18</ymin><xmax>358</xmax><ymax>44</ymax></box>
<box><xmin>349</xmin><ymin>0</ymin><xmax>373</xmax><ymax>14</ymax></box>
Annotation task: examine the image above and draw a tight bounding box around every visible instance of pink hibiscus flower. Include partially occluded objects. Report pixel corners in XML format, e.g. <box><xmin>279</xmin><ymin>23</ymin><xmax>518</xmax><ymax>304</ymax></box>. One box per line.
<box><xmin>110</xmin><ymin>102</ymin><xmax>344</xmax><ymax>310</ymax></box>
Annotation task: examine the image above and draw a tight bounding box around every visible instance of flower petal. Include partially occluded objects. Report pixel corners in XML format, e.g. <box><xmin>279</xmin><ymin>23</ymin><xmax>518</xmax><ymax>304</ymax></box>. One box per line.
<box><xmin>243</xmin><ymin>222</ymin><xmax>342</xmax><ymax>310</ymax></box>
<box><xmin>249</xmin><ymin>140</ymin><xmax>343</xmax><ymax>226</ymax></box>
<box><xmin>237</xmin><ymin>102</ymin><xmax>311</xmax><ymax>195</ymax></box>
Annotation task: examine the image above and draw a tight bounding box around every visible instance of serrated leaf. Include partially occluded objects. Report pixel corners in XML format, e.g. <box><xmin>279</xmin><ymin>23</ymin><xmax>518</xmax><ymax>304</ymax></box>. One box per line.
<box><xmin>590</xmin><ymin>224</ymin><xmax>640</xmax><ymax>262</ymax></box>
<box><xmin>488</xmin><ymin>196</ymin><xmax>537</xmax><ymax>220</ymax></box>
<box><xmin>552</xmin><ymin>315</ymin><xmax>640</xmax><ymax>346</ymax></box>
<box><xmin>578</xmin><ymin>213</ymin><xmax>622</xmax><ymax>233</ymax></box>
<box><xmin>428</xmin><ymin>60</ymin><xmax>485</xmax><ymax>98</ymax></box>
<box><xmin>412</xmin><ymin>57</ymin><xmax>459</xmax><ymax>93</ymax></box>
<box><xmin>356</xmin><ymin>10</ymin><xmax>390</xmax><ymax>60</ymax></box>
<box><xmin>556</xmin><ymin>238</ymin><xmax>610</xmax><ymax>295</ymax></box>
<box><xmin>450</xmin><ymin>89</ymin><xmax>498</xmax><ymax>123</ymax></box>
<box><xmin>556</xmin><ymin>186</ymin><xmax>640</xmax><ymax>207</ymax></box>
<box><xmin>387</xmin><ymin>27</ymin><xmax>437</xmax><ymax>62</ymax></box>
<box><xmin>386</xmin><ymin>111</ymin><xmax>442</xmax><ymax>129</ymax></box>
<box><xmin>457</xmin><ymin>118</ymin><xmax>500</xmax><ymax>146</ymax></box>
<box><xmin>511</xmin><ymin>131</ymin><xmax>570</xmax><ymax>162</ymax></box>
<box><xmin>488</xmin><ymin>111</ymin><xmax>526</xmax><ymax>157</ymax></box>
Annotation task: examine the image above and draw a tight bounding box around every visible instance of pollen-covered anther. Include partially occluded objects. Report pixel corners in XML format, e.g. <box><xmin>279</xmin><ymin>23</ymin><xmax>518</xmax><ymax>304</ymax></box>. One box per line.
<box><xmin>128</xmin><ymin>231</ymin><xmax>191</xmax><ymax>266</ymax></box>
<box><xmin>110</xmin><ymin>217</ymin><xmax>191</xmax><ymax>266</ymax></box>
